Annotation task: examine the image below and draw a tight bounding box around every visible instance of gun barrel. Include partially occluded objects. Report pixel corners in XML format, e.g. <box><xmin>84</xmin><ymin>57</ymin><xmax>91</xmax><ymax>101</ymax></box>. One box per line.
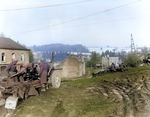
<box><xmin>11</xmin><ymin>72</ymin><xmax>21</xmax><ymax>78</ymax></box>
<box><xmin>54</xmin><ymin>68</ymin><xmax>63</xmax><ymax>70</ymax></box>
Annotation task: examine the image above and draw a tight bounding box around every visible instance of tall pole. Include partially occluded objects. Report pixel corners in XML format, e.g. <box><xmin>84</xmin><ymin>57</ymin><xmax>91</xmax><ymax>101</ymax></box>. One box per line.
<box><xmin>131</xmin><ymin>34</ymin><xmax>135</xmax><ymax>53</ymax></box>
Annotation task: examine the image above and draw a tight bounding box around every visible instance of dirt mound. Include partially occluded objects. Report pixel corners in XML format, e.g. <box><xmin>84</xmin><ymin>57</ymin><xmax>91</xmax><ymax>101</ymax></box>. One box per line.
<box><xmin>87</xmin><ymin>73</ymin><xmax>150</xmax><ymax>117</ymax></box>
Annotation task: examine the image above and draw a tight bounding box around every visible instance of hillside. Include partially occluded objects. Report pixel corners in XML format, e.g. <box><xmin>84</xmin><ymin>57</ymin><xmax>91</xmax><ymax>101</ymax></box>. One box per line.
<box><xmin>1</xmin><ymin>65</ymin><xmax>150</xmax><ymax>117</ymax></box>
<box><xmin>30</xmin><ymin>44</ymin><xmax>89</xmax><ymax>53</ymax></box>
<box><xmin>29</xmin><ymin>43</ymin><xmax>89</xmax><ymax>62</ymax></box>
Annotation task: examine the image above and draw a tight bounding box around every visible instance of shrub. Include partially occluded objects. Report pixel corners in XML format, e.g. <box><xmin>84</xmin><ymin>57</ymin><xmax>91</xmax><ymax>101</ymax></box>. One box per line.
<box><xmin>123</xmin><ymin>54</ymin><xmax>142</xmax><ymax>67</ymax></box>
<box><xmin>86</xmin><ymin>60</ymin><xmax>95</xmax><ymax>68</ymax></box>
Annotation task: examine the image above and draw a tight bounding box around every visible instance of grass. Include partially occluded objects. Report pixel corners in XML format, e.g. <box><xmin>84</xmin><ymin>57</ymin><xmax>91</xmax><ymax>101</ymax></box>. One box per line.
<box><xmin>13</xmin><ymin>86</ymin><xmax>118</xmax><ymax>117</ymax></box>
<box><xmin>11</xmin><ymin>65</ymin><xmax>150</xmax><ymax>117</ymax></box>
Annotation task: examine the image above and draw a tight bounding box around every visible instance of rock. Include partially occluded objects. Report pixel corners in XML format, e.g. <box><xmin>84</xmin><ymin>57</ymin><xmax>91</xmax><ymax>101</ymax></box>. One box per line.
<box><xmin>0</xmin><ymin>99</ymin><xmax>6</xmax><ymax>106</ymax></box>
<box><xmin>5</xmin><ymin>96</ymin><xmax>18</xmax><ymax>110</ymax></box>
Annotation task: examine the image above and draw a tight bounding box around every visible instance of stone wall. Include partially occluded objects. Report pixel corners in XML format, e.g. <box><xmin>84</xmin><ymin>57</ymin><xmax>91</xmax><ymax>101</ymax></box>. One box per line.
<box><xmin>59</xmin><ymin>56</ymin><xmax>85</xmax><ymax>79</ymax></box>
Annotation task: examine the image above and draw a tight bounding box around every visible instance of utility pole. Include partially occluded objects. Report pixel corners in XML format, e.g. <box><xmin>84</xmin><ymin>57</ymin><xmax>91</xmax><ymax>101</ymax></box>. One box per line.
<box><xmin>131</xmin><ymin>34</ymin><xmax>135</xmax><ymax>53</ymax></box>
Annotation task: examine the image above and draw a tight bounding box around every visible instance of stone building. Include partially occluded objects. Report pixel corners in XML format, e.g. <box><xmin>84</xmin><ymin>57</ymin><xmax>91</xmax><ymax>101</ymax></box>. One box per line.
<box><xmin>102</xmin><ymin>56</ymin><xmax>119</xmax><ymax>69</ymax></box>
<box><xmin>0</xmin><ymin>37</ymin><xmax>30</xmax><ymax>77</ymax></box>
<box><xmin>59</xmin><ymin>56</ymin><xmax>85</xmax><ymax>79</ymax></box>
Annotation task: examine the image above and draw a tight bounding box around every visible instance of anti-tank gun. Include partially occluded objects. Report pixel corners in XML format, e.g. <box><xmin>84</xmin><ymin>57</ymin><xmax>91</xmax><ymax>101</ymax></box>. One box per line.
<box><xmin>24</xmin><ymin>52</ymin><xmax>62</xmax><ymax>89</ymax></box>
<box><xmin>45</xmin><ymin>52</ymin><xmax>62</xmax><ymax>88</ymax></box>
<box><xmin>0</xmin><ymin>52</ymin><xmax>62</xmax><ymax>101</ymax></box>
<box><xmin>17</xmin><ymin>51</ymin><xmax>62</xmax><ymax>88</ymax></box>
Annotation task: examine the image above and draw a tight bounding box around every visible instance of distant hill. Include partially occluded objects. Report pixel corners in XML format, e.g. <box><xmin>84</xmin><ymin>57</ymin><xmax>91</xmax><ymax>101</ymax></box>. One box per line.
<box><xmin>28</xmin><ymin>43</ymin><xmax>89</xmax><ymax>62</ymax></box>
<box><xmin>29</xmin><ymin>43</ymin><xmax>89</xmax><ymax>53</ymax></box>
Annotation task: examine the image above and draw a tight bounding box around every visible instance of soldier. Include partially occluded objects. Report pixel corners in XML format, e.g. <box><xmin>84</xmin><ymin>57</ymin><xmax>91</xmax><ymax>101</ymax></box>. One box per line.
<box><xmin>17</xmin><ymin>62</ymin><xmax>27</xmax><ymax>82</ymax></box>
<box><xmin>8</xmin><ymin>62</ymin><xmax>39</xmax><ymax>98</ymax></box>
<box><xmin>110</xmin><ymin>63</ymin><xmax>116</xmax><ymax>72</ymax></box>
<box><xmin>38</xmin><ymin>62</ymin><xmax>50</xmax><ymax>91</ymax></box>
<box><xmin>120</xmin><ymin>62</ymin><xmax>126</xmax><ymax>68</ymax></box>
<box><xmin>147</xmin><ymin>54</ymin><xmax>150</xmax><ymax>64</ymax></box>
<box><xmin>30</xmin><ymin>62</ymin><xmax>39</xmax><ymax>80</ymax></box>
<box><xmin>5</xmin><ymin>58</ymin><xmax>18</xmax><ymax>82</ymax></box>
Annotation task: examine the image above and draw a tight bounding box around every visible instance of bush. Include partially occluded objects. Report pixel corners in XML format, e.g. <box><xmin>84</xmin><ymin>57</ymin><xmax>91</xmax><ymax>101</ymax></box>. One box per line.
<box><xmin>29</xmin><ymin>50</ymin><xmax>34</xmax><ymax>63</ymax></box>
<box><xmin>123</xmin><ymin>54</ymin><xmax>142</xmax><ymax>67</ymax></box>
<box><xmin>86</xmin><ymin>60</ymin><xmax>95</xmax><ymax>68</ymax></box>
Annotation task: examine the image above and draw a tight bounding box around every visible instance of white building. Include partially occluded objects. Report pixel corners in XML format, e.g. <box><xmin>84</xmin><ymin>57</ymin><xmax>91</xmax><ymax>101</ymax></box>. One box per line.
<box><xmin>102</xmin><ymin>56</ymin><xmax>119</xmax><ymax>69</ymax></box>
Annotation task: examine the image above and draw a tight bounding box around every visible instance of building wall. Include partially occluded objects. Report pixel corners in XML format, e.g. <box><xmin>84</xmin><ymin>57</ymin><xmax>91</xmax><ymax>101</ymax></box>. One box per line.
<box><xmin>1</xmin><ymin>66</ymin><xmax>6</xmax><ymax>76</ymax></box>
<box><xmin>109</xmin><ymin>57</ymin><xmax>119</xmax><ymax>67</ymax></box>
<box><xmin>102</xmin><ymin>56</ymin><xmax>109</xmax><ymax>69</ymax></box>
<box><xmin>0</xmin><ymin>49</ymin><xmax>29</xmax><ymax>77</ymax></box>
<box><xmin>102</xmin><ymin>56</ymin><xmax>119</xmax><ymax>69</ymax></box>
<box><xmin>78</xmin><ymin>56</ymin><xmax>85</xmax><ymax>77</ymax></box>
<box><xmin>0</xmin><ymin>49</ymin><xmax>29</xmax><ymax>64</ymax></box>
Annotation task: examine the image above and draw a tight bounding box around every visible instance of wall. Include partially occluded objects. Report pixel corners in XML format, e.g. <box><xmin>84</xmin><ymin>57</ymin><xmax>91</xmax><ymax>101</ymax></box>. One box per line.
<box><xmin>109</xmin><ymin>57</ymin><xmax>119</xmax><ymax>66</ymax></box>
<box><xmin>60</xmin><ymin>56</ymin><xmax>85</xmax><ymax>79</ymax></box>
<box><xmin>102</xmin><ymin>56</ymin><xmax>119</xmax><ymax>69</ymax></box>
<box><xmin>0</xmin><ymin>49</ymin><xmax>29</xmax><ymax>64</ymax></box>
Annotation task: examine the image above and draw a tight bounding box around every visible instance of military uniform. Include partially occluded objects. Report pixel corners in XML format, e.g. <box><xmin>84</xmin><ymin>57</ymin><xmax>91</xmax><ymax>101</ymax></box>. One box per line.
<box><xmin>110</xmin><ymin>63</ymin><xmax>116</xmax><ymax>72</ymax></box>
<box><xmin>7</xmin><ymin>62</ymin><xmax>39</xmax><ymax>99</ymax></box>
<box><xmin>5</xmin><ymin>58</ymin><xmax>18</xmax><ymax>82</ymax></box>
<box><xmin>38</xmin><ymin>63</ymin><xmax>50</xmax><ymax>91</ymax></box>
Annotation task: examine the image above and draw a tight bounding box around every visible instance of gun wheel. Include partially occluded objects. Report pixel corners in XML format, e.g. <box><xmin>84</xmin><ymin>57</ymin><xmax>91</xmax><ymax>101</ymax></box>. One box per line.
<box><xmin>51</xmin><ymin>71</ymin><xmax>61</xmax><ymax>88</ymax></box>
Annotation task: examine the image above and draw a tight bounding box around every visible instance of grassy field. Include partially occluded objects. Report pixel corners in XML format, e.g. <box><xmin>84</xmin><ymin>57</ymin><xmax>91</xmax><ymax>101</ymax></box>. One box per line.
<box><xmin>10</xmin><ymin>65</ymin><xmax>150</xmax><ymax>117</ymax></box>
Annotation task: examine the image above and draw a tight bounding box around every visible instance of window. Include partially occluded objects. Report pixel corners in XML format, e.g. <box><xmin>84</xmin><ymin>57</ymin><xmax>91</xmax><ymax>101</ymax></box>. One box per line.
<box><xmin>2</xmin><ymin>53</ymin><xmax>5</xmax><ymax>61</ymax></box>
<box><xmin>21</xmin><ymin>53</ymin><xmax>24</xmax><ymax>61</ymax></box>
<box><xmin>12</xmin><ymin>53</ymin><xmax>16</xmax><ymax>59</ymax></box>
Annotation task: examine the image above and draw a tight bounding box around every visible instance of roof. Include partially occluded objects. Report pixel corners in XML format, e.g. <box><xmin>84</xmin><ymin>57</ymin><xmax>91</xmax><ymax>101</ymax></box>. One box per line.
<box><xmin>0</xmin><ymin>37</ymin><xmax>29</xmax><ymax>51</ymax></box>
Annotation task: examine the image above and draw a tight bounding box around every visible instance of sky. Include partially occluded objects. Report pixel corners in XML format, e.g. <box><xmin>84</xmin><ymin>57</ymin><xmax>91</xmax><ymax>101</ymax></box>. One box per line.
<box><xmin>0</xmin><ymin>0</ymin><xmax>150</xmax><ymax>48</ymax></box>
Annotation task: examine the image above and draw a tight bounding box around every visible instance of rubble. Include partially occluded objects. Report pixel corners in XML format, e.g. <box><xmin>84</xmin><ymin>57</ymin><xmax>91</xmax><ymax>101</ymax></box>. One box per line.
<box><xmin>0</xmin><ymin>99</ymin><xmax>5</xmax><ymax>106</ymax></box>
<box><xmin>5</xmin><ymin>96</ymin><xmax>18</xmax><ymax>109</ymax></box>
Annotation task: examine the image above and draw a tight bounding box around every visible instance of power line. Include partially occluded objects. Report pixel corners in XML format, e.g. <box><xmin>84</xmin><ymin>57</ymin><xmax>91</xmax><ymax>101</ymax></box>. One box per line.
<box><xmin>0</xmin><ymin>0</ymin><xmax>93</xmax><ymax>11</ymax></box>
<box><xmin>6</xmin><ymin>11</ymin><xmax>149</xmax><ymax>24</ymax></box>
<box><xmin>44</xmin><ymin>15</ymin><xmax>150</xmax><ymax>30</ymax></box>
<box><xmin>10</xmin><ymin>0</ymin><xmax>142</xmax><ymax>36</ymax></box>
<box><xmin>7</xmin><ymin>14</ymin><xmax>150</xmax><ymax>34</ymax></box>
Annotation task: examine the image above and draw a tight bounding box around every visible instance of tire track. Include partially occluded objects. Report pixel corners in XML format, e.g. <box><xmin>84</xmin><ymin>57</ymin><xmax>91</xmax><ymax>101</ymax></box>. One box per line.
<box><xmin>88</xmin><ymin>75</ymin><xmax>150</xmax><ymax>117</ymax></box>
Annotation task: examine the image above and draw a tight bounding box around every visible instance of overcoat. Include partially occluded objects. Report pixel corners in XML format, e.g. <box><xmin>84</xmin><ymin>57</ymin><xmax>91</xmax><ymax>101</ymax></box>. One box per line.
<box><xmin>38</xmin><ymin>63</ymin><xmax>50</xmax><ymax>84</ymax></box>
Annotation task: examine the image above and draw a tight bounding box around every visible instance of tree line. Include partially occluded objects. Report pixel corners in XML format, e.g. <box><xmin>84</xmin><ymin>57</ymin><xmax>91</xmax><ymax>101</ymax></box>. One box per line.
<box><xmin>32</xmin><ymin>44</ymin><xmax>89</xmax><ymax>53</ymax></box>
<box><xmin>86</xmin><ymin>47</ymin><xmax>150</xmax><ymax>68</ymax></box>
<box><xmin>29</xmin><ymin>44</ymin><xmax>89</xmax><ymax>62</ymax></box>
